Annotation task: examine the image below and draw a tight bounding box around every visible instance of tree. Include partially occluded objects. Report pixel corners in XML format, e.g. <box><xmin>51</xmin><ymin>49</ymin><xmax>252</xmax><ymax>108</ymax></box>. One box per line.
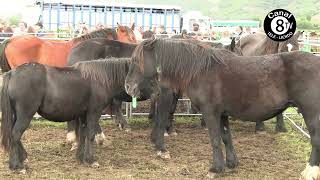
<box><xmin>7</xmin><ymin>14</ymin><xmax>22</xmax><ymax>26</ymax></box>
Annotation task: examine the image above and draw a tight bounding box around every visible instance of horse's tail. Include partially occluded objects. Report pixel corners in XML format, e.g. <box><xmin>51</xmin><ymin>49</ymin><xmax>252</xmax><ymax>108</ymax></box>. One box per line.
<box><xmin>1</xmin><ymin>71</ymin><xmax>14</xmax><ymax>152</ymax></box>
<box><xmin>0</xmin><ymin>39</ymin><xmax>11</xmax><ymax>72</ymax></box>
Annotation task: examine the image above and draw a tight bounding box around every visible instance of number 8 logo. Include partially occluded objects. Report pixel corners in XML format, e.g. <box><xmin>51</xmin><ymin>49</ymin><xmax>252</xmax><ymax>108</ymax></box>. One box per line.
<box><xmin>271</xmin><ymin>16</ymin><xmax>290</xmax><ymax>35</ymax></box>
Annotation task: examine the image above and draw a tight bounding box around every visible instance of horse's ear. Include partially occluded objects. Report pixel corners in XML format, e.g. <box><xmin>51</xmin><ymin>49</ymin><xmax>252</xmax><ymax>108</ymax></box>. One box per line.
<box><xmin>144</xmin><ymin>36</ymin><xmax>157</xmax><ymax>50</ymax></box>
<box><xmin>293</xmin><ymin>31</ymin><xmax>303</xmax><ymax>39</ymax></box>
<box><xmin>131</xmin><ymin>23</ymin><xmax>135</xmax><ymax>30</ymax></box>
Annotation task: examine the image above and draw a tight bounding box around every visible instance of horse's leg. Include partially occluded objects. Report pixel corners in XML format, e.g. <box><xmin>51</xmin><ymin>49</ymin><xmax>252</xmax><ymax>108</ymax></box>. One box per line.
<box><xmin>148</xmin><ymin>99</ymin><xmax>155</xmax><ymax>121</ymax></box>
<box><xmin>275</xmin><ymin>113</ymin><xmax>288</xmax><ymax>132</ymax></box>
<box><xmin>255</xmin><ymin>121</ymin><xmax>265</xmax><ymax>132</ymax></box>
<box><xmin>150</xmin><ymin>90</ymin><xmax>172</xmax><ymax>159</ymax></box>
<box><xmin>113</xmin><ymin>99</ymin><xmax>130</xmax><ymax>131</ymax></box>
<box><xmin>166</xmin><ymin>92</ymin><xmax>179</xmax><ymax>136</ymax></box>
<box><xmin>220</xmin><ymin>115</ymin><xmax>238</xmax><ymax>169</ymax></box>
<box><xmin>202</xmin><ymin>107</ymin><xmax>224</xmax><ymax>178</ymax></box>
<box><xmin>76</xmin><ymin>116</ymin><xmax>87</xmax><ymax>163</ymax></box>
<box><xmin>94</xmin><ymin>120</ymin><xmax>105</xmax><ymax>146</ymax></box>
<box><xmin>67</xmin><ymin>120</ymin><xmax>78</xmax><ymax>151</ymax></box>
<box><xmin>9</xmin><ymin>112</ymin><xmax>32</xmax><ymax>172</ymax></box>
<box><xmin>84</xmin><ymin>112</ymin><xmax>101</xmax><ymax>167</ymax></box>
<box><xmin>200</xmin><ymin>117</ymin><xmax>207</xmax><ymax>128</ymax></box>
<box><xmin>300</xmin><ymin>111</ymin><xmax>320</xmax><ymax>179</ymax></box>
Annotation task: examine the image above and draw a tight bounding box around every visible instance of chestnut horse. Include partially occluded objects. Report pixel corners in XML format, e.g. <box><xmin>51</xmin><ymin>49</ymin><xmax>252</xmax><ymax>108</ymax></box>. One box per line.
<box><xmin>0</xmin><ymin>24</ymin><xmax>137</xmax><ymax>72</ymax></box>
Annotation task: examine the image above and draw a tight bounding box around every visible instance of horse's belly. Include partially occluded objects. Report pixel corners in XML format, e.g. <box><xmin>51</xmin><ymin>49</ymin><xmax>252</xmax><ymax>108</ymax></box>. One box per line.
<box><xmin>38</xmin><ymin>98</ymin><xmax>88</xmax><ymax>121</ymax></box>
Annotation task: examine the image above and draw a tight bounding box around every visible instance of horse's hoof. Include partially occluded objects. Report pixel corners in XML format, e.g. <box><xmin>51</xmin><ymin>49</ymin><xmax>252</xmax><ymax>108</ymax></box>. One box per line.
<box><xmin>157</xmin><ymin>151</ymin><xmax>171</xmax><ymax>159</ymax></box>
<box><xmin>171</xmin><ymin>132</ymin><xmax>178</xmax><ymax>136</ymax></box>
<box><xmin>255</xmin><ymin>130</ymin><xmax>267</xmax><ymax>135</ymax></box>
<box><xmin>125</xmin><ymin>128</ymin><xmax>131</xmax><ymax>132</ymax></box>
<box><xmin>95</xmin><ymin>132</ymin><xmax>106</xmax><ymax>145</ymax></box>
<box><xmin>24</xmin><ymin>158</ymin><xmax>29</xmax><ymax>163</ymax></box>
<box><xmin>91</xmin><ymin>162</ymin><xmax>100</xmax><ymax>168</ymax></box>
<box><xmin>276</xmin><ymin>127</ymin><xmax>288</xmax><ymax>133</ymax></box>
<box><xmin>18</xmin><ymin>168</ymin><xmax>27</xmax><ymax>174</ymax></box>
<box><xmin>70</xmin><ymin>142</ymin><xmax>78</xmax><ymax>151</ymax></box>
<box><xmin>118</xmin><ymin>124</ymin><xmax>123</xmax><ymax>131</ymax></box>
<box><xmin>300</xmin><ymin>164</ymin><xmax>320</xmax><ymax>180</ymax></box>
<box><xmin>66</xmin><ymin>131</ymin><xmax>76</xmax><ymax>144</ymax></box>
<box><xmin>205</xmin><ymin>172</ymin><xmax>217</xmax><ymax>179</ymax></box>
<box><xmin>164</xmin><ymin>132</ymin><xmax>169</xmax><ymax>137</ymax></box>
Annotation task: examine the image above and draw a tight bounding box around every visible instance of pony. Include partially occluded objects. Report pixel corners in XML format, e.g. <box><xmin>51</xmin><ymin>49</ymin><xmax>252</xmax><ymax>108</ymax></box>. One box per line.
<box><xmin>0</xmin><ymin>24</ymin><xmax>137</xmax><ymax>72</ymax></box>
<box><xmin>237</xmin><ymin>31</ymin><xmax>303</xmax><ymax>132</ymax></box>
<box><xmin>124</xmin><ymin>38</ymin><xmax>320</xmax><ymax>179</ymax></box>
<box><xmin>0</xmin><ymin>58</ymin><xmax>153</xmax><ymax>173</ymax></box>
<box><xmin>66</xmin><ymin>39</ymin><xmax>178</xmax><ymax>152</ymax></box>
<box><xmin>65</xmin><ymin>39</ymin><xmax>137</xmax><ymax>147</ymax></box>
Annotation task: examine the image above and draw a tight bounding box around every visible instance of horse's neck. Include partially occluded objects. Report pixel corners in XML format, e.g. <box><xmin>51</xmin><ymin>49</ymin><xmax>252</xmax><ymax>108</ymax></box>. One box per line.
<box><xmin>242</xmin><ymin>37</ymin><xmax>279</xmax><ymax>56</ymax></box>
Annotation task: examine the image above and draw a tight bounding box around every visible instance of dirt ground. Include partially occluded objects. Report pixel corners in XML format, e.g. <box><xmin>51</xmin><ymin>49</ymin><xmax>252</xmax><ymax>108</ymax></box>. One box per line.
<box><xmin>0</xmin><ymin>117</ymin><xmax>310</xmax><ymax>180</ymax></box>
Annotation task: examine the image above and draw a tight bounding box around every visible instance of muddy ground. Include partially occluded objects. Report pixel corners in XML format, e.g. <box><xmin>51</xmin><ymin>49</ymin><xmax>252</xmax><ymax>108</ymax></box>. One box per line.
<box><xmin>0</xmin><ymin>117</ymin><xmax>310</xmax><ymax>180</ymax></box>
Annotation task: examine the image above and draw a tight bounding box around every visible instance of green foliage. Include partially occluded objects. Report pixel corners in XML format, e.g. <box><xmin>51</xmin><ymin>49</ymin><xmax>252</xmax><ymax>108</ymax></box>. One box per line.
<box><xmin>7</xmin><ymin>14</ymin><xmax>22</xmax><ymax>26</ymax></box>
<box><xmin>131</xmin><ymin>0</ymin><xmax>320</xmax><ymax>29</ymax></box>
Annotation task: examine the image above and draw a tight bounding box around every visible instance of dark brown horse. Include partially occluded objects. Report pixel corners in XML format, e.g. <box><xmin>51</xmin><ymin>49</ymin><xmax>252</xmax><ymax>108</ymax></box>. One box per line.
<box><xmin>237</xmin><ymin>31</ymin><xmax>303</xmax><ymax>132</ymax></box>
<box><xmin>124</xmin><ymin>38</ymin><xmax>320</xmax><ymax>179</ymax></box>
<box><xmin>0</xmin><ymin>58</ymin><xmax>152</xmax><ymax>173</ymax></box>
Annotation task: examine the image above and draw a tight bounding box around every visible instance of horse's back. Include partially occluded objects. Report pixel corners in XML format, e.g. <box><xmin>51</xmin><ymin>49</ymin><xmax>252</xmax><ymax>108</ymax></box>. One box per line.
<box><xmin>68</xmin><ymin>38</ymin><xmax>111</xmax><ymax>65</ymax></box>
<box><xmin>8</xmin><ymin>63</ymin><xmax>47</xmax><ymax>114</ymax></box>
<box><xmin>39</xmin><ymin>66</ymin><xmax>91</xmax><ymax>121</ymax></box>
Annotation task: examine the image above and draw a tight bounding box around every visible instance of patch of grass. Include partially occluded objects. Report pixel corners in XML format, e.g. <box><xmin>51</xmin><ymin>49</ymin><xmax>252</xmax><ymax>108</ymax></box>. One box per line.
<box><xmin>30</xmin><ymin>119</ymin><xmax>66</xmax><ymax>129</ymax></box>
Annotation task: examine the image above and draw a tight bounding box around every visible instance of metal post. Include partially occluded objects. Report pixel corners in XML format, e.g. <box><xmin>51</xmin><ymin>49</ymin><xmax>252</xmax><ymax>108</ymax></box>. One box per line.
<box><xmin>171</xmin><ymin>9</ymin><xmax>175</xmax><ymax>32</ymax></box>
<box><xmin>142</xmin><ymin>8</ymin><xmax>145</xmax><ymax>30</ymax></box>
<box><xmin>81</xmin><ymin>5</ymin><xmax>84</xmax><ymax>23</ymax></box>
<box><xmin>134</xmin><ymin>8</ymin><xmax>138</xmax><ymax>26</ymax></box>
<box><xmin>164</xmin><ymin>9</ymin><xmax>167</xmax><ymax>29</ymax></box>
<box><xmin>72</xmin><ymin>5</ymin><xmax>76</xmax><ymax>29</ymax></box>
<box><xmin>48</xmin><ymin>3</ymin><xmax>52</xmax><ymax>30</ymax></box>
<box><xmin>112</xmin><ymin>6</ymin><xmax>115</xmax><ymax>28</ymax></box>
<box><xmin>149</xmin><ymin>8</ymin><xmax>153</xmax><ymax>29</ymax></box>
<box><xmin>104</xmin><ymin>6</ymin><xmax>107</xmax><ymax>25</ymax></box>
<box><xmin>89</xmin><ymin>5</ymin><xmax>92</xmax><ymax>28</ymax></box>
<box><xmin>120</xmin><ymin>7</ymin><xmax>123</xmax><ymax>24</ymax></box>
<box><xmin>57</xmin><ymin>3</ymin><xmax>61</xmax><ymax>30</ymax></box>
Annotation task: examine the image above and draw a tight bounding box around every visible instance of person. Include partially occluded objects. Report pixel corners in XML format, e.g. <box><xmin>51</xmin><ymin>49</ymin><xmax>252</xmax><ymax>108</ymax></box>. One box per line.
<box><xmin>188</xmin><ymin>23</ymin><xmax>203</xmax><ymax>40</ymax></box>
<box><xmin>27</xmin><ymin>26</ymin><xmax>37</xmax><ymax>35</ymax></box>
<box><xmin>157</xmin><ymin>25</ymin><xmax>168</xmax><ymax>38</ymax></box>
<box><xmin>35</xmin><ymin>22</ymin><xmax>46</xmax><ymax>37</ymax></box>
<box><xmin>0</xmin><ymin>26</ymin><xmax>14</xmax><ymax>42</ymax></box>
<box><xmin>13</xmin><ymin>21</ymin><xmax>28</xmax><ymax>36</ymax></box>
<box><xmin>95</xmin><ymin>23</ymin><xmax>104</xmax><ymax>30</ymax></box>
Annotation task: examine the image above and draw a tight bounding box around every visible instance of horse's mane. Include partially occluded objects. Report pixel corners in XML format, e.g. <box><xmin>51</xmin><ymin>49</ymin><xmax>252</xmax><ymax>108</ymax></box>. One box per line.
<box><xmin>73</xmin><ymin>57</ymin><xmax>129</xmax><ymax>88</ymax></box>
<box><xmin>72</xmin><ymin>28</ymin><xmax>117</xmax><ymax>43</ymax></box>
<box><xmin>132</xmin><ymin>38</ymin><xmax>230</xmax><ymax>89</ymax></box>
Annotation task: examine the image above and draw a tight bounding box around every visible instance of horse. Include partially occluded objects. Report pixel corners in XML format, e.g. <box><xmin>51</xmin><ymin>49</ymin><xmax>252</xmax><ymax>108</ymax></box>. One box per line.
<box><xmin>66</xmin><ymin>38</ymin><xmax>178</xmax><ymax>151</ymax></box>
<box><xmin>0</xmin><ymin>24</ymin><xmax>137</xmax><ymax>72</ymax></box>
<box><xmin>65</xmin><ymin>39</ymin><xmax>137</xmax><ymax>146</ymax></box>
<box><xmin>237</xmin><ymin>31</ymin><xmax>303</xmax><ymax>132</ymax></box>
<box><xmin>124</xmin><ymin>38</ymin><xmax>320</xmax><ymax>179</ymax></box>
<box><xmin>0</xmin><ymin>58</ymin><xmax>154</xmax><ymax>173</ymax></box>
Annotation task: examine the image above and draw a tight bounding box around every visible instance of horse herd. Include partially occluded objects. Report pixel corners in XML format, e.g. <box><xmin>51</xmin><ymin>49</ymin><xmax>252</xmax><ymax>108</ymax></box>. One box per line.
<box><xmin>0</xmin><ymin>24</ymin><xmax>318</xmax><ymax>179</ymax></box>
